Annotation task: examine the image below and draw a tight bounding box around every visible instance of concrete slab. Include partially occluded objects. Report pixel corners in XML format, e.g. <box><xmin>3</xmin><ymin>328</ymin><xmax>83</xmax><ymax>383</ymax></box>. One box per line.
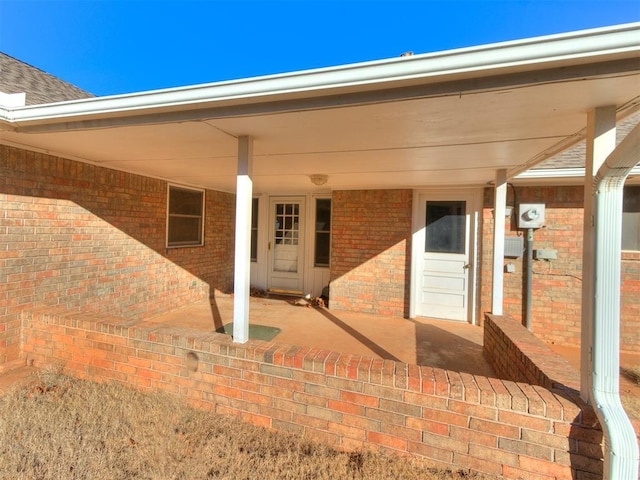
<box><xmin>139</xmin><ymin>291</ymin><xmax>496</xmax><ymax>377</ymax></box>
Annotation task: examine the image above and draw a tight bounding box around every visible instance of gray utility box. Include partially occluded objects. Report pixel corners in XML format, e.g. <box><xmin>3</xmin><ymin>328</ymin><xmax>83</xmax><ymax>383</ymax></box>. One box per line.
<box><xmin>534</xmin><ymin>249</ymin><xmax>557</xmax><ymax>260</ymax></box>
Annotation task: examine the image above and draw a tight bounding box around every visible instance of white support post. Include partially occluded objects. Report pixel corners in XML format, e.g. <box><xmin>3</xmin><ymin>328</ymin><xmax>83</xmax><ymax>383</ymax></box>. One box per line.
<box><xmin>580</xmin><ymin>106</ymin><xmax>616</xmax><ymax>401</ymax></box>
<box><xmin>233</xmin><ymin>136</ymin><xmax>253</xmax><ymax>344</ymax></box>
<box><xmin>491</xmin><ymin>169</ymin><xmax>507</xmax><ymax>315</ymax></box>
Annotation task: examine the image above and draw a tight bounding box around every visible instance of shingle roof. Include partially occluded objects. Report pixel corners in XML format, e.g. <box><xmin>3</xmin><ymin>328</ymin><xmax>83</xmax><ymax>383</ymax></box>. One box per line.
<box><xmin>0</xmin><ymin>52</ymin><xmax>95</xmax><ymax>105</ymax></box>
<box><xmin>535</xmin><ymin>110</ymin><xmax>640</xmax><ymax>169</ymax></box>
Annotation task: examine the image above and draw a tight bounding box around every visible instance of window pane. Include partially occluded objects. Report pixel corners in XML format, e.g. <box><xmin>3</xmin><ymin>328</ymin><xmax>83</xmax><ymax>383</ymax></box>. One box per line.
<box><xmin>169</xmin><ymin>187</ymin><xmax>203</xmax><ymax>216</ymax></box>
<box><xmin>314</xmin><ymin>199</ymin><xmax>331</xmax><ymax>267</ymax></box>
<box><xmin>623</xmin><ymin>186</ymin><xmax>640</xmax><ymax>251</ymax></box>
<box><xmin>425</xmin><ymin>201</ymin><xmax>465</xmax><ymax>254</ymax></box>
<box><xmin>316</xmin><ymin>199</ymin><xmax>331</xmax><ymax>231</ymax></box>
<box><xmin>315</xmin><ymin>232</ymin><xmax>330</xmax><ymax>267</ymax></box>
<box><xmin>251</xmin><ymin>198</ymin><xmax>258</xmax><ymax>261</ymax></box>
<box><xmin>251</xmin><ymin>198</ymin><xmax>259</xmax><ymax>228</ymax></box>
<box><xmin>250</xmin><ymin>229</ymin><xmax>258</xmax><ymax>261</ymax></box>
<box><xmin>168</xmin><ymin>216</ymin><xmax>202</xmax><ymax>245</ymax></box>
<box><xmin>168</xmin><ymin>186</ymin><xmax>204</xmax><ymax>247</ymax></box>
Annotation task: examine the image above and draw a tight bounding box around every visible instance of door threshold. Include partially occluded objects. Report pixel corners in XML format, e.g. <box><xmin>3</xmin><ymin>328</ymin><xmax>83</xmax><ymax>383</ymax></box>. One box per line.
<box><xmin>268</xmin><ymin>288</ymin><xmax>304</xmax><ymax>296</ymax></box>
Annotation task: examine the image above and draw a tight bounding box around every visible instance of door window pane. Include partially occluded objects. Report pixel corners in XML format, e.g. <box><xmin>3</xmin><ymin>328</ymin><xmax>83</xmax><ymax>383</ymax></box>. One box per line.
<box><xmin>274</xmin><ymin>202</ymin><xmax>300</xmax><ymax>272</ymax></box>
<box><xmin>425</xmin><ymin>201</ymin><xmax>465</xmax><ymax>254</ymax></box>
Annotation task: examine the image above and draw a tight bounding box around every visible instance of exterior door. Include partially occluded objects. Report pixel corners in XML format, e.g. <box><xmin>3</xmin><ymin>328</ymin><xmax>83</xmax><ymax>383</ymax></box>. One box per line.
<box><xmin>416</xmin><ymin>194</ymin><xmax>472</xmax><ymax>321</ymax></box>
<box><xmin>267</xmin><ymin>197</ymin><xmax>306</xmax><ymax>294</ymax></box>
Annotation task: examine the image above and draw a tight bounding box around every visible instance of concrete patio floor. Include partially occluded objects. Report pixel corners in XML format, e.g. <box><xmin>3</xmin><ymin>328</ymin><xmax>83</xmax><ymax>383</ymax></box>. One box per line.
<box><xmin>138</xmin><ymin>291</ymin><xmax>497</xmax><ymax>378</ymax></box>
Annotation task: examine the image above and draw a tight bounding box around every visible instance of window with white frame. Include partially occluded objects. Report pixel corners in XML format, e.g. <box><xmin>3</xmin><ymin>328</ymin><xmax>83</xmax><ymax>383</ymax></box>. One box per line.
<box><xmin>167</xmin><ymin>185</ymin><xmax>204</xmax><ymax>247</ymax></box>
<box><xmin>622</xmin><ymin>185</ymin><xmax>640</xmax><ymax>251</ymax></box>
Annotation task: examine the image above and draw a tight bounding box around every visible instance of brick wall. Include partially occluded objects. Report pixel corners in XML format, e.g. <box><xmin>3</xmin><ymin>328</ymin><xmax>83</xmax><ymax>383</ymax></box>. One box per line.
<box><xmin>0</xmin><ymin>193</ymin><xmax>209</xmax><ymax>367</ymax></box>
<box><xmin>330</xmin><ymin>190</ymin><xmax>412</xmax><ymax>317</ymax></box>
<box><xmin>20</xmin><ymin>309</ymin><xmax>604</xmax><ymax>480</ymax></box>
<box><xmin>484</xmin><ymin>313</ymin><xmax>639</xmax><ymax>449</ymax></box>
<box><xmin>484</xmin><ymin>314</ymin><xmax>580</xmax><ymax>392</ymax></box>
<box><xmin>0</xmin><ymin>145</ymin><xmax>235</xmax><ymax>291</ymax></box>
<box><xmin>481</xmin><ymin>186</ymin><xmax>640</xmax><ymax>352</ymax></box>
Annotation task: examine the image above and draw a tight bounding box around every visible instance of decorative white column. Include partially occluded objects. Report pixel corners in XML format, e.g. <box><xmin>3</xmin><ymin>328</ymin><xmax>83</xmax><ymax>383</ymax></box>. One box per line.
<box><xmin>491</xmin><ymin>169</ymin><xmax>507</xmax><ymax>315</ymax></box>
<box><xmin>233</xmin><ymin>136</ymin><xmax>253</xmax><ymax>344</ymax></box>
<box><xmin>580</xmin><ymin>106</ymin><xmax>616</xmax><ymax>401</ymax></box>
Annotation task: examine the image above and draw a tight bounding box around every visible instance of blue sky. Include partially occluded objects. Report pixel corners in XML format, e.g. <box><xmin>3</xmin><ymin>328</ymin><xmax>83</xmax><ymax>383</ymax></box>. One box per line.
<box><xmin>1</xmin><ymin>0</ymin><xmax>638</xmax><ymax>96</ymax></box>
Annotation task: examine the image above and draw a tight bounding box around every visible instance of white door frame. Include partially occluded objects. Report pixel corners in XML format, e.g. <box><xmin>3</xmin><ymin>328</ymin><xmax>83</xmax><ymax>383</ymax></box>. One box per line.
<box><xmin>410</xmin><ymin>188</ymin><xmax>481</xmax><ymax>324</ymax></box>
<box><xmin>267</xmin><ymin>196</ymin><xmax>306</xmax><ymax>294</ymax></box>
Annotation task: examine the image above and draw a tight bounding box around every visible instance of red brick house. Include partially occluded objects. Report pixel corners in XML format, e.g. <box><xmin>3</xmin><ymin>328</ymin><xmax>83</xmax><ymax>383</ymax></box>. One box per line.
<box><xmin>2</xmin><ymin>24</ymin><xmax>640</xmax><ymax>478</ymax></box>
<box><xmin>1</xmin><ymin>24</ymin><xmax>638</xmax><ymax>351</ymax></box>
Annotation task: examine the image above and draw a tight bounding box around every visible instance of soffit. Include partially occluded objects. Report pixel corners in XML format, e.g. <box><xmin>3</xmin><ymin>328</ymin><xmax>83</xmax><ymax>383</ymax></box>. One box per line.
<box><xmin>4</xmin><ymin>71</ymin><xmax>639</xmax><ymax>193</ymax></box>
<box><xmin>2</xmin><ymin>47</ymin><xmax>639</xmax><ymax>194</ymax></box>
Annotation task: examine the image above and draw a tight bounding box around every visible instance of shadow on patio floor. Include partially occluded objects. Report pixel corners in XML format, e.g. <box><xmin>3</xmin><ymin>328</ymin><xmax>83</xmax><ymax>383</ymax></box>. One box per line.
<box><xmin>141</xmin><ymin>291</ymin><xmax>496</xmax><ymax>377</ymax></box>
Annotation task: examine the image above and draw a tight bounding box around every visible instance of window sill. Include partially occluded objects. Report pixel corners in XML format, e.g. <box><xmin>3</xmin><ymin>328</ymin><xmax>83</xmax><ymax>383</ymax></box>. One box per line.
<box><xmin>166</xmin><ymin>244</ymin><xmax>205</xmax><ymax>249</ymax></box>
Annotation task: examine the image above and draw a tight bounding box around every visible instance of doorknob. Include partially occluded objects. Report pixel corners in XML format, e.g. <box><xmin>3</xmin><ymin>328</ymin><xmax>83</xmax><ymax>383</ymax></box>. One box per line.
<box><xmin>268</xmin><ymin>241</ymin><xmax>271</xmax><ymax>251</ymax></box>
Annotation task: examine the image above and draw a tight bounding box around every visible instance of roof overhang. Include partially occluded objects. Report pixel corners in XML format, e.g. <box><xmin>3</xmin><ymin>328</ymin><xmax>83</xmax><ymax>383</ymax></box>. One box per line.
<box><xmin>1</xmin><ymin>23</ymin><xmax>639</xmax><ymax>193</ymax></box>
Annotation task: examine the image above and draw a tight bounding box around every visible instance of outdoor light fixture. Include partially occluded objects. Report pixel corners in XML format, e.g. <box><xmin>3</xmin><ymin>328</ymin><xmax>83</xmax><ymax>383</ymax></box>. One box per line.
<box><xmin>309</xmin><ymin>174</ymin><xmax>328</xmax><ymax>186</ymax></box>
<box><xmin>518</xmin><ymin>203</ymin><xmax>546</xmax><ymax>229</ymax></box>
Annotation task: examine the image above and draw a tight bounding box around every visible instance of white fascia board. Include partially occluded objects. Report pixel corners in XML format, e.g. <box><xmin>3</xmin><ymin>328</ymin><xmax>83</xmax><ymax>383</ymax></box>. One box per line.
<box><xmin>0</xmin><ymin>109</ymin><xmax>13</xmax><ymax>129</ymax></box>
<box><xmin>516</xmin><ymin>165</ymin><xmax>640</xmax><ymax>181</ymax></box>
<box><xmin>2</xmin><ymin>22</ymin><xmax>639</xmax><ymax>127</ymax></box>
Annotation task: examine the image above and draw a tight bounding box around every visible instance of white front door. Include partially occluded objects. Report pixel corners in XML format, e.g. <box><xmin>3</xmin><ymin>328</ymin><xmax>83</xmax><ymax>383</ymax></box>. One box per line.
<box><xmin>267</xmin><ymin>197</ymin><xmax>306</xmax><ymax>294</ymax></box>
<box><xmin>414</xmin><ymin>192</ymin><xmax>475</xmax><ymax>321</ymax></box>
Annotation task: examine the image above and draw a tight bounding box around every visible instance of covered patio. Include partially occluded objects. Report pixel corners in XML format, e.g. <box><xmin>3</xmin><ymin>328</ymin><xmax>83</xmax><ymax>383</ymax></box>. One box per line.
<box><xmin>139</xmin><ymin>291</ymin><xmax>496</xmax><ymax>377</ymax></box>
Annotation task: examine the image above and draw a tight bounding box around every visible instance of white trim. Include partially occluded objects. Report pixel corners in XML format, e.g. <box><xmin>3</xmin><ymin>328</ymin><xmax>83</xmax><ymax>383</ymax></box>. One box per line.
<box><xmin>491</xmin><ymin>170</ymin><xmax>508</xmax><ymax>315</ymax></box>
<box><xmin>1</xmin><ymin>23</ymin><xmax>638</xmax><ymax>127</ymax></box>
<box><xmin>516</xmin><ymin>165</ymin><xmax>640</xmax><ymax>181</ymax></box>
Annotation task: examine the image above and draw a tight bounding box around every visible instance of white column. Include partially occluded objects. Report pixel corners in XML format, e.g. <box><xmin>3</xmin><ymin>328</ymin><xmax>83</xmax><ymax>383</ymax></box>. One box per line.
<box><xmin>491</xmin><ymin>169</ymin><xmax>507</xmax><ymax>315</ymax></box>
<box><xmin>580</xmin><ymin>107</ymin><xmax>616</xmax><ymax>401</ymax></box>
<box><xmin>233</xmin><ymin>136</ymin><xmax>253</xmax><ymax>344</ymax></box>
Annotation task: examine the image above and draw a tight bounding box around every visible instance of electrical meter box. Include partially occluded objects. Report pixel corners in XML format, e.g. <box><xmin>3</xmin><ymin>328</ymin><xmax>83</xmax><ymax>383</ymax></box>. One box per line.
<box><xmin>518</xmin><ymin>203</ymin><xmax>545</xmax><ymax>229</ymax></box>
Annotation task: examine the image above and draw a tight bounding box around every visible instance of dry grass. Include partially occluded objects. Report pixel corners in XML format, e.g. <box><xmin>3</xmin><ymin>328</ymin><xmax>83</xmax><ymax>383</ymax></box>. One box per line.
<box><xmin>0</xmin><ymin>372</ymin><xmax>495</xmax><ymax>480</ymax></box>
<box><xmin>621</xmin><ymin>365</ymin><xmax>640</xmax><ymax>420</ymax></box>
<box><xmin>621</xmin><ymin>365</ymin><xmax>640</xmax><ymax>385</ymax></box>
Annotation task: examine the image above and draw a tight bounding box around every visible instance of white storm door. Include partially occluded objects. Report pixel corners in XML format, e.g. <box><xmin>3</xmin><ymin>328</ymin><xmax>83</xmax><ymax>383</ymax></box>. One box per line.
<box><xmin>267</xmin><ymin>197</ymin><xmax>305</xmax><ymax>294</ymax></box>
<box><xmin>418</xmin><ymin>197</ymin><xmax>471</xmax><ymax>321</ymax></box>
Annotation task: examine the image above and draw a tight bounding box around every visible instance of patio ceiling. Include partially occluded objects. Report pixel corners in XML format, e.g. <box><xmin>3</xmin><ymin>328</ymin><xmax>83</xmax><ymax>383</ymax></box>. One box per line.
<box><xmin>2</xmin><ymin>25</ymin><xmax>639</xmax><ymax>194</ymax></box>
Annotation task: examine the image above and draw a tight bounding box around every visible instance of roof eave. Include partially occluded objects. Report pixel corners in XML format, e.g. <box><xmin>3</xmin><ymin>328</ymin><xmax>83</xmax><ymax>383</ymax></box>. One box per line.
<box><xmin>1</xmin><ymin>22</ymin><xmax>639</xmax><ymax>128</ymax></box>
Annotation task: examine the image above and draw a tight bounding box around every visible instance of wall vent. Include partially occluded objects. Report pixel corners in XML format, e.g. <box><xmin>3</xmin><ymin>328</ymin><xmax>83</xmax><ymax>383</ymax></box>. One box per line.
<box><xmin>504</xmin><ymin>236</ymin><xmax>524</xmax><ymax>258</ymax></box>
